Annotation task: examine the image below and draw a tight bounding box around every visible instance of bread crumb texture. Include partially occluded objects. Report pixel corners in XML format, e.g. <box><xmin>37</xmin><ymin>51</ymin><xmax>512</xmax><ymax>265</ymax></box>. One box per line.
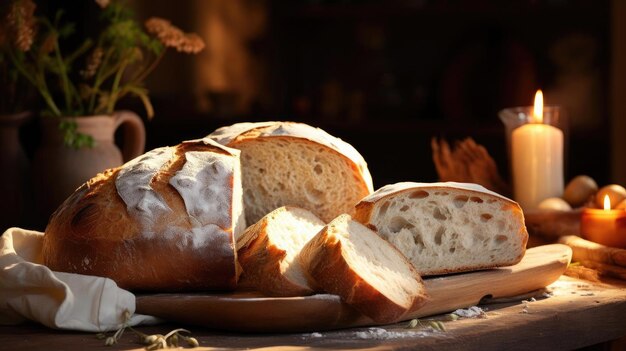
<box><xmin>356</xmin><ymin>182</ymin><xmax>528</xmax><ymax>275</ymax></box>
<box><xmin>237</xmin><ymin>206</ymin><xmax>324</xmax><ymax>296</ymax></box>
<box><xmin>208</xmin><ymin>122</ymin><xmax>373</xmax><ymax>224</ymax></box>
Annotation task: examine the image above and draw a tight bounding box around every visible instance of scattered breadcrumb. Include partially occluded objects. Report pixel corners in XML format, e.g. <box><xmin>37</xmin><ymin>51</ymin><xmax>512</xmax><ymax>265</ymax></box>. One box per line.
<box><xmin>453</xmin><ymin>306</ymin><xmax>487</xmax><ymax>318</ymax></box>
<box><xmin>542</xmin><ymin>291</ymin><xmax>553</xmax><ymax>298</ymax></box>
<box><xmin>301</xmin><ymin>327</ymin><xmax>433</xmax><ymax>341</ymax></box>
<box><xmin>521</xmin><ymin>299</ymin><xmax>531</xmax><ymax>314</ymax></box>
<box><xmin>353</xmin><ymin>327</ymin><xmax>429</xmax><ymax>339</ymax></box>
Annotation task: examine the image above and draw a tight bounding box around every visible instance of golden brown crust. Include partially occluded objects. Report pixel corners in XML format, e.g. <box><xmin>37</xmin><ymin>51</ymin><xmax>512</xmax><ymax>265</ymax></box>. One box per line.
<box><xmin>42</xmin><ymin>141</ymin><xmax>240</xmax><ymax>292</ymax></box>
<box><xmin>237</xmin><ymin>208</ymin><xmax>316</xmax><ymax>297</ymax></box>
<box><xmin>353</xmin><ymin>201</ymin><xmax>375</xmax><ymax>226</ymax></box>
<box><xmin>299</xmin><ymin>225</ymin><xmax>427</xmax><ymax>324</ymax></box>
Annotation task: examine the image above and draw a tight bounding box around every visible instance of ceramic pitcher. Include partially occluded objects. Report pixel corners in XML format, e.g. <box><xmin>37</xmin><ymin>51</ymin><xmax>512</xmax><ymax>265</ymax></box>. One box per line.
<box><xmin>32</xmin><ymin>111</ymin><xmax>145</xmax><ymax>229</ymax></box>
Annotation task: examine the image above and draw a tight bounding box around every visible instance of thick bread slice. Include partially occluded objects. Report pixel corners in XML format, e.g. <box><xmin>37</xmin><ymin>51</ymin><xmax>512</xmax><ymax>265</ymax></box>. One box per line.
<box><xmin>207</xmin><ymin>122</ymin><xmax>373</xmax><ymax>224</ymax></box>
<box><xmin>299</xmin><ymin>214</ymin><xmax>427</xmax><ymax>324</ymax></box>
<box><xmin>237</xmin><ymin>206</ymin><xmax>325</xmax><ymax>296</ymax></box>
<box><xmin>42</xmin><ymin>138</ymin><xmax>245</xmax><ymax>291</ymax></box>
<box><xmin>354</xmin><ymin>182</ymin><xmax>529</xmax><ymax>276</ymax></box>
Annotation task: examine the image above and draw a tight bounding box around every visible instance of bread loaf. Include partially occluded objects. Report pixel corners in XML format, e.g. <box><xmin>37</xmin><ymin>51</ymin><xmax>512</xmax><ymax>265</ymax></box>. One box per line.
<box><xmin>237</xmin><ymin>206</ymin><xmax>325</xmax><ymax>296</ymax></box>
<box><xmin>299</xmin><ymin>214</ymin><xmax>427</xmax><ymax>324</ymax></box>
<box><xmin>42</xmin><ymin>138</ymin><xmax>245</xmax><ymax>291</ymax></box>
<box><xmin>354</xmin><ymin>182</ymin><xmax>528</xmax><ymax>276</ymax></box>
<box><xmin>207</xmin><ymin>122</ymin><xmax>373</xmax><ymax>224</ymax></box>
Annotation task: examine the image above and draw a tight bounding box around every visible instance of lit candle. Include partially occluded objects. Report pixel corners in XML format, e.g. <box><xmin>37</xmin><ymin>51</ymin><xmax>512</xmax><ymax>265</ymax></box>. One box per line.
<box><xmin>511</xmin><ymin>90</ymin><xmax>564</xmax><ymax>210</ymax></box>
<box><xmin>581</xmin><ymin>195</ymin><xmax>626</xmax><ymax>248</ymax></box>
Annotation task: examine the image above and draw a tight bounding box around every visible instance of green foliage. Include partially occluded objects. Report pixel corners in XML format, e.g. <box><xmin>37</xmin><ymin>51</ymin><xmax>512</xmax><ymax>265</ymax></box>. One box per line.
<box><xmin>59</xmin><ymin>119</ymin><xmax>95</xmax><ymax>149</ymax></box>
<box><xmin>1</xmin><ymin>0</ymin><xmax>175</xmax><ymax>148</ymax></box>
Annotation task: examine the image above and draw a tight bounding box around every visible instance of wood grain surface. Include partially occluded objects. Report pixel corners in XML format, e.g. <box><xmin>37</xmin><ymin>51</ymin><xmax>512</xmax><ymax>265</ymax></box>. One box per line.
<box><xmin>4</xmin><ymin>275</ymin><xmax>626</xmax><ymax>351</ymax></box>
<box><xmin>135</xmin><ymin>244</ymin><xmax>572</xmax><ymax>333</ymax></box>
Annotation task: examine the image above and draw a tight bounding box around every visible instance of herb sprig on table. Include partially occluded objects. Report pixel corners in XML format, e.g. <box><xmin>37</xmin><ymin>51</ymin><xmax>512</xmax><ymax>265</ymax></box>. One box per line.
<box><xmin>96</xmin><ymin>310</ymin><xmax>199</xmax><ymax>350</ymax></box>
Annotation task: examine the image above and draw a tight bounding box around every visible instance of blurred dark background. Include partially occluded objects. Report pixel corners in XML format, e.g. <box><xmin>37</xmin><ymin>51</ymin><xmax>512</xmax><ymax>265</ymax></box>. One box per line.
<box><xmin>138</xmin><ymin>0</ymin><xmax>616</xmax><ymax>190</ymax></box>
<box><xmin>22</xmin><ymin>0</ymin><xmax>621</xmax><ymax>190</ymax></box>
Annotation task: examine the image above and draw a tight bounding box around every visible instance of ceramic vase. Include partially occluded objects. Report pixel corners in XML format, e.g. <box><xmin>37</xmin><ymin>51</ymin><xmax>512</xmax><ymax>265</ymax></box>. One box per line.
<box><xmin>31</xmin><ymin>111</ymin><xmax>145</xmax><ymax>229</ymax></box>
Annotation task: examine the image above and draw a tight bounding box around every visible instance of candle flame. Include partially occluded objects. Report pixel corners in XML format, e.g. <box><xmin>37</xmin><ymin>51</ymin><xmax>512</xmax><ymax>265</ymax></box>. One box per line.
<box><xmin>533</xmin><ymin>90</ymin><xmax>544</xmax><ymax>123</ymax></box>
<box><xmin>604</xmin><ymin>194</ymin><xmax>611</xmax><ymax>210</ymax></box>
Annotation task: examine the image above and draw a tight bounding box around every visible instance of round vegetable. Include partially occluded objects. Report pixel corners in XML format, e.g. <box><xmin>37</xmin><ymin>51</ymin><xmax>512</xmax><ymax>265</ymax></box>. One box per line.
<box><xmin>595</xmin><ymin>184</ymin><xmax>626</xmax><ymax>209</ymax></box>
<box><xmin>538</xmin><ymin>197</ymin><xmax>572</xmax><ymax>211</ymax></box>
<box><xmin>563</xmin><ymin>175</ymin><xmax>597</xmax><ymax>207</ymax></box>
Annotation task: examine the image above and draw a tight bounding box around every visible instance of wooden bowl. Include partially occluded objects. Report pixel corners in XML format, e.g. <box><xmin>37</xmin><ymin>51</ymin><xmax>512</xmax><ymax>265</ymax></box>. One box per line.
<box><xmin>524</xmin><ymin>208</ymin><xmax>583</xmax><ymax>241</ymax></box>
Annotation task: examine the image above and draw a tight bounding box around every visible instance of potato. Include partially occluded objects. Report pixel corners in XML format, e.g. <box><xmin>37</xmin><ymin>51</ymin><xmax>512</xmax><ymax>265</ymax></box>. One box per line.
<box><xmin>595</xmin><ymin>184</ymin><xmax>626</xmax><ymax>209</ymax></box>
<box><xmin>538</xmin><ymin>197</ymin><xmax>573</xmax><ymax>211</ymax></box>
<box><xmin>563</xmin><ymin>175</ymin><xmax>597</xmax><ymax>207</ymax></box>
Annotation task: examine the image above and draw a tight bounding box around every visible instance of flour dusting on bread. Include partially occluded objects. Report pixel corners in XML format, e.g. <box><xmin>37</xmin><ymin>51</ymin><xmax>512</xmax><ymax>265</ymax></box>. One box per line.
<box><xmin>170</xmin><ymin>151</ymin><xmax>235</xmax><ymax>230</ymax></box>
<box><xmin>44</xmin><ymin>139</ymin><xmax>245</xmax><ymax>291</ymax></box>
<box><xmin>115</xmin><ymin>147</ymin><xmax>175</xmax><ymax>233</ymax></box>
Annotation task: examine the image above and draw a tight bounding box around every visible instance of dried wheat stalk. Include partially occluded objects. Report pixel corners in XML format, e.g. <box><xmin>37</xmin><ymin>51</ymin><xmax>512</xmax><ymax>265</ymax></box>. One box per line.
<box><xmin>431</xmin><ymin>137</ymin><xmax>510</xmax><ymax>196</ymax></box>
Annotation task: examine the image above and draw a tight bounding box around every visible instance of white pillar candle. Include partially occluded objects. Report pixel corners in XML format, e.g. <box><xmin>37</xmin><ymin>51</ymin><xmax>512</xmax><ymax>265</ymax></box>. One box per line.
<box><xmin>511</xmin><ymin>122</ymin><xmax>564</xmax><ymax>210</ymax></box>
<box><xmin>510</xmin><ymin>90</ymin><xmax>565</xmax><ymax>210</ymax></box>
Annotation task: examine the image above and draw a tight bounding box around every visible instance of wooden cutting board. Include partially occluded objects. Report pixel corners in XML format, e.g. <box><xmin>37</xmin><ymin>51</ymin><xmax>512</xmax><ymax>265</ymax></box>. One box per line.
<box><xmin>136</xmin><ymin>244</ymin><xmax>571</xmax><ymax>333</ymax></box>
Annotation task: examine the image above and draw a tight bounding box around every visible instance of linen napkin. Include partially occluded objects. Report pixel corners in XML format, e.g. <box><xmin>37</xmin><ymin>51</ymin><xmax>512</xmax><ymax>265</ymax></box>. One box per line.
<box><xmin>0</xmin><ymin>227</ymin><xmax>160</xmax><ymax>332</ymax></box>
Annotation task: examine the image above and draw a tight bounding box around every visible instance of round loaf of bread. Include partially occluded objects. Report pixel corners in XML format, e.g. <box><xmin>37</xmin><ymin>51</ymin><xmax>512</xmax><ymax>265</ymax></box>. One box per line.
<box><xmin>42</xmin><ymin>138</ymin><xmax>245</xmax><ymax>292</ymax></box>
<box><xmin>208</xmin><ymin>122</ymin><xmax>374</xmax><ymax>224</ymax></box>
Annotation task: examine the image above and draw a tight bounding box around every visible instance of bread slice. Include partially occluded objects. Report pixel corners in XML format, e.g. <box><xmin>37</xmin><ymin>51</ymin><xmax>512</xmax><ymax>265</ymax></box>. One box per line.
<box><xmin>237</xmin><ymin>206</ymin><xmax>325</xmax><ymax>296</ymax></box>
<box><xmin>207</xmin><ymin>122</ymin><xmax>373</xmax><ymax>224</ymax></box>
<box><xmin>354</xmin><ymin>182</ymin><xmax>529</xmax><ymax>276</ymax></box>
<box><xmin>299</xmin><ymin>214</ymin><xmax>427</xmax><ymax>324</ymax></box>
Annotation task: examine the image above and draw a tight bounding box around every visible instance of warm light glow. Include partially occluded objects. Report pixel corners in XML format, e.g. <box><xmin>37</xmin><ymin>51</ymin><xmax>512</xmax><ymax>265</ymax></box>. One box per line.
<box><xmin>604</xmin><ymin>194</ymin><xmax>611</xmax><ymax>211</ymax></box>
<box><xmin>533</xmin><ymin>90</ymin><xmax>544</xmax><ymax>123</ymax></box>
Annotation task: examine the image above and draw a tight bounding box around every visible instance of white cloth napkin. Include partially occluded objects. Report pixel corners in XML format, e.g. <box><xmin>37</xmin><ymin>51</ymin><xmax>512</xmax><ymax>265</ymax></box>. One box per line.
<box><xmin>0</xmin><ymin>227</ymin><xmax>160</xmax><ymax>332</ymax></box>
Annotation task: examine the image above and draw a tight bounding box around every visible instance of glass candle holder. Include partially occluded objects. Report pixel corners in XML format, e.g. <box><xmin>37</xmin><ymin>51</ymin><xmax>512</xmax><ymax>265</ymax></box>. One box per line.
<box><xmin>499</xmin><ymin>106</ymin><xmax>568</xmax><ymax>210</ymax></box>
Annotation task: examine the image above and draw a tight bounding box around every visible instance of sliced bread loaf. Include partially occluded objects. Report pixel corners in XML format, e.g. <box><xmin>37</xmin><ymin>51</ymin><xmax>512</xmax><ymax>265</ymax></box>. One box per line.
<box><xmin>207</xmin><ymin>122</ymin><xmax>373</xmax><ymax>224</ymax></box>
<box><xmin>354</xmin><ymin>182</ymin><xmax>529</xmax><ymax>276</ymax></box>
<box><xmin>237</xmin><ymin>206</ymin><xmax>325</xmax><ymax>296</ymax></box>
<box><xmin>299</xmin><ymin>214</ymin><xmax>427</xmax><ymax>324</ymax></box>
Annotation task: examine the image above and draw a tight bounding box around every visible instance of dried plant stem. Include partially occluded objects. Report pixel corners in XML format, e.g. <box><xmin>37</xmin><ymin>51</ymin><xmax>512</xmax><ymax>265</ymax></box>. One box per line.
<box><xmin>123</xmin><ymin>85</ymin><xmax>154</xmax><ymax>118</ymax></box>
<box><xmin>53</xmin><ymin>42</ymin><xmax>73</xmax><ymax>112</ymax></box>
<box><xmin>7</xmin><ymin>49</ymin><xmax>61</xmax><ymax>116</ymax></box>
<box><xmin>65</xmin><ymin>39</ymin><xmax>93</xmax><ymax>65</ymax></box>
<box><xmin>564</xmin><ymin>264</ymin><xmax>601</xmax><ymax>282</ymax></box>
<box><xmin>106</xmin><ymin>56</ymin><xmax>129</xmax><ymax>114</ymax></box>
<box><xmin>132</xmin><ymin>50</ymin><xmax>164</xmax><ymax>84</ymax></box>
<box><xmin>580</xmin><ymin>260</ymin><xmax>626</xmax><ymax>280</ymax></box>
<box><xmin>88</xmin><ymin>47</ymin><xmax>115</xmax><ymax>113</ymax></box>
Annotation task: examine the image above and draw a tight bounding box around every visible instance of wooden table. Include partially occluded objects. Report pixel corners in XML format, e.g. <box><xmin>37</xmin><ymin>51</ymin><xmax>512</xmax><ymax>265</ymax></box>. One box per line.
<box><xmin>2</xmin><ymin>276</ymin><xmax>626</xmax><ymax>351</ymax></box>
